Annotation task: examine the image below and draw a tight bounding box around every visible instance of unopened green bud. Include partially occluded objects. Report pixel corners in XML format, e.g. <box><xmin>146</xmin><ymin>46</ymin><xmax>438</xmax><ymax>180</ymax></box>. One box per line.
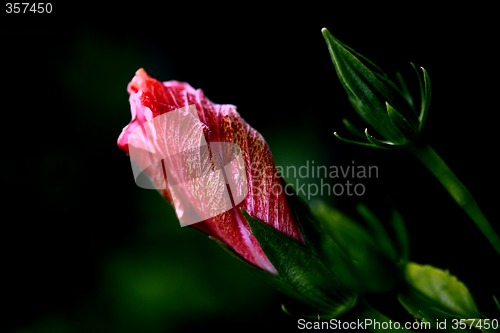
<box><xmin>322</xmin><ymin>28</ymin><xmax>431</xmax><ymax>149</ymax></box>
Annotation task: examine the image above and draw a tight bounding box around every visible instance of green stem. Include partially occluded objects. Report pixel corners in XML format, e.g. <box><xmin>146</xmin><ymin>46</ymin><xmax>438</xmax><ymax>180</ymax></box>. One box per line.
<box><xmin>408</xmin><ymin>141</ymin><xmax>500</xmax><ymax>256</ymax></box>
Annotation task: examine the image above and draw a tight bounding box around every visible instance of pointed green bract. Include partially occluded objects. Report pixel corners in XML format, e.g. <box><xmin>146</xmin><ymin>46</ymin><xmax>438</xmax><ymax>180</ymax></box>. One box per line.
<box><xmin>418</xmin><ymin>65</ymin><xmax>432</xmax><ymax>131</ymax></box>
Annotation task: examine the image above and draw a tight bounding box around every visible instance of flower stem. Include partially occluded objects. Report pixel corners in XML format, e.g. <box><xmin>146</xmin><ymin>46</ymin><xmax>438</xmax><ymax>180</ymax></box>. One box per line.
<box><xmin>408</xmin><ymin>141</ymin><xmax>500</xmax><ymax>256</ymax></box>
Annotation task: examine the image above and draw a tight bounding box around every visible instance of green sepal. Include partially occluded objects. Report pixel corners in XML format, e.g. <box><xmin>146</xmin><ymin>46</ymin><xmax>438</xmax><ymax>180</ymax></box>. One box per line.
<box><xmin>243</xmin><ymin>208</ymin><xmax>358</xmax><ymax>317</ymax></box>
<box><xmin>386</xmin><ymin>102</ymin><xmax>418</xmax><ymax>143</ymax></box>
<box><xmin>398</xmin><ymin>262</ymin><xmax>482</xmax><ymax>332</ymax></box>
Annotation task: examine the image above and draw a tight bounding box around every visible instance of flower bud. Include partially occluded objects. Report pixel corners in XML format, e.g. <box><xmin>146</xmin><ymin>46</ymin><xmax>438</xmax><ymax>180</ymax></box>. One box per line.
<box><xmin>117</xmin><ymin>68</ymin><xmax>304</xmax><ymax>274</ymax></box>
<box><xmin>322</xmin><ymin>28</ymin><xmax>431</xmax><ymax>149</ymax></box>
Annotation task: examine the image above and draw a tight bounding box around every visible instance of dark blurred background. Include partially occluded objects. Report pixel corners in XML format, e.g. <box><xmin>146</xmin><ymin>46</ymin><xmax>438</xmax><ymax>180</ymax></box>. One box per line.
<box><xmin>2</xmin><ymin>2</ymin><xmax>499</xmax><ymax>332</ymax></box>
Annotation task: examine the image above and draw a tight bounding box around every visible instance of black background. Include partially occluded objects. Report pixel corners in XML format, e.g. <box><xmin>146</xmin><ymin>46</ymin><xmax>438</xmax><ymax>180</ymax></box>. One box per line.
<box><xmin>2</xmin><ymin>2</ymin><xmax>499</xmax><ymax>332</ymax></box>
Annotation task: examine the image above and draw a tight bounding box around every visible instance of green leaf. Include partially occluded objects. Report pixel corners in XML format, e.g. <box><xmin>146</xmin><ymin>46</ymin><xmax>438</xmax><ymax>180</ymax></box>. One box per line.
<box><xmin>310</xmin><ymin>200</ymin><xmax>401</xmax><ymax>293</ymax></box>
<box><xmin>399</xmin><ymin>262</ymin><xmax>481</xmax><ymax>326</ymax></box>
<box><xmin>398</xmin><ymin>289</ymin><xmax>471</xmax><ymax>332</ymax></box>
<box><xmin>356</xmin><ymin>203</ymin><xmax>398</xmax><ymax>263</ymax></box>
<box><xmin>389</xmin><ymin>208</ymin><xmax>410</xmax><ymax>264</ymax></box>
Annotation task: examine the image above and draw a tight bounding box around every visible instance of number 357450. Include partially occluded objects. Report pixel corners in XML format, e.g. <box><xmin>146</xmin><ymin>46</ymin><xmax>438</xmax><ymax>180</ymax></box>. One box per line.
<box><xmin>5</xmin><ymin>3</ymin><xmax>53</xmax><ymax>14</ymax></box>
